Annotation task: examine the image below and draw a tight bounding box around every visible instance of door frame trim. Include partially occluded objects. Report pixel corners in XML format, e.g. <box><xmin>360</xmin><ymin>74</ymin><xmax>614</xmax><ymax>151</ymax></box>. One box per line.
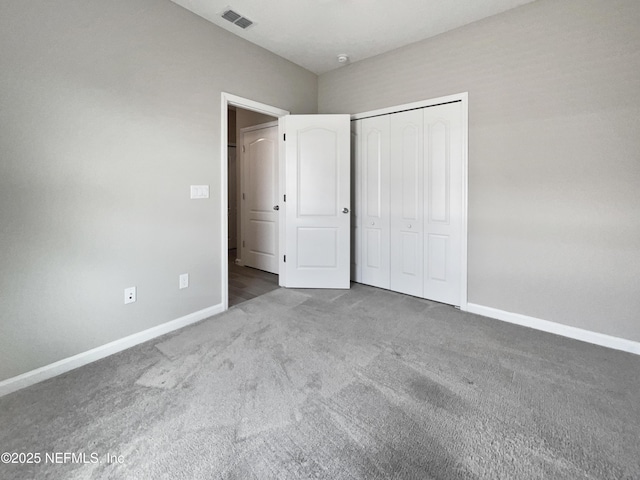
<box><xmin>221</xmin><ymin>93</ymin><xmax>289</xmax><ymax>311</ymax></box>
<box><xmin>351</xmin><ymin>92</ymin><xmax>469</xmax><ymax>310</ymax></box>
<box><xmin>351</xmin><ymin>92</ymin><xmax>467</xmax><ymax>121</ymax></box>
<box><xmin>240</xmin><ymin>120</ymin><xmax>279</xmax><ymax>134</ymax></box>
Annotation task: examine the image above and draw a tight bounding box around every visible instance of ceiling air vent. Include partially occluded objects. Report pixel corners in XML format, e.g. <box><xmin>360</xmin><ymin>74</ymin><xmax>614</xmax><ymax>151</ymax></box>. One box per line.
<box><xmin>221</xmin><ymin>9</ymin><xmax>241</xmax><ymax>23</ymax></box>
<box><xmin>234</xmin><ymin>17</ymin><xmax>253</xmax><ymax>29</ymax></box>
<box><xmin>221</xmin><ymin>8</ymin><xmax>254</xmax><ymax>30</ymax></box>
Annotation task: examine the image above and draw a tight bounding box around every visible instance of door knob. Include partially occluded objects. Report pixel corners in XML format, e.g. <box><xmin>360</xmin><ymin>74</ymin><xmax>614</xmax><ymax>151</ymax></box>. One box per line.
<box><xmin>342</xmin><ymin>207</ymin><xmax>349</xmax><ymax>214</ymax></box>
<box><xmin>273</xmin><ymin>205</ymin><xmax>280</xmax><ymax>211</ymax></box>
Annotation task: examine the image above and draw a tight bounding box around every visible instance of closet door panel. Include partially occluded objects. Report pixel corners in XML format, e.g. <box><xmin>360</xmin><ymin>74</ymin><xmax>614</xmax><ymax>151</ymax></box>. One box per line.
<box><xmin>423</xmin><ymin>102</ymin><xmax>463</xmax><ymax>305</ymax></box>
<box><xmin>400</xmin><ymin>231</ymin><xmax>419</xmax><ymax>275</ymax></box>
<box><xmin>351</xmin><ymin>121</ymin><xmax>361</xmax><ymax>282</ymax></box>
<box><xmin>390</xmin><ymin>110</ymin><xmax>423</xmax><ymax>297</ymax></box>
<box><xmin>360</xmin><ymin>116</ymin><xmax>390</xmax><ymax>289</ymax></box>
<box><xmin>427</xmin><ymin>121</ymin><xmax>449</xmax><ymax>223</ymax></box>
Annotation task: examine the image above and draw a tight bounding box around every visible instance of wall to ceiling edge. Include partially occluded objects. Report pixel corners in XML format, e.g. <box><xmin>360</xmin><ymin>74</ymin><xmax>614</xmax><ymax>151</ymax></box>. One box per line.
<box><xmin>319</xmin><ymin>0</ymin><xmax>640</xmax><ymax>343</ymax></box>
<box><xmin>0</xmin><ymin>0</ymin><xmax>317</xmax><ymax>382</ymax></box>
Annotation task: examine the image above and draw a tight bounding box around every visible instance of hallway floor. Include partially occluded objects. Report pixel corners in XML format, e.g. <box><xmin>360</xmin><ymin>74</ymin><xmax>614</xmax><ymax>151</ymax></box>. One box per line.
<box><xmin>228</xmin><ymin>249</ymin><xmax>279</xmax><ymax>307</ymax></box>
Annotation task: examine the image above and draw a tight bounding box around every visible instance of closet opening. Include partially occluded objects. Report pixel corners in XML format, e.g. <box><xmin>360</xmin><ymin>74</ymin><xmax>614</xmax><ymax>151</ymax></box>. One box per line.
<box><xmin>351</xmin><ymin>93</ymin><xmax>468</xmax><ymax>309</ymax></box>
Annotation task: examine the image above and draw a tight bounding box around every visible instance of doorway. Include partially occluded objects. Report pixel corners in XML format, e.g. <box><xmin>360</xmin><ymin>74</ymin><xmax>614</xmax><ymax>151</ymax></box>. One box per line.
<box><xmin>221</xmin><ymin>94</ymin><xmax>290</xmax><ymax>310</ymax></box>
<box><xmin>228</xmin><ymin>111</ymin><xmax>278</xmax><ymax>306</ymax></box>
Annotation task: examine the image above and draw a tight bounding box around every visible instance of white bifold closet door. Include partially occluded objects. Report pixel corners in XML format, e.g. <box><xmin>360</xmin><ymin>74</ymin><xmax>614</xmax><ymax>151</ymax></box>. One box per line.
<box><xmin>359</xmin><ymin>115</ymin><xmax>390</xmax><ymax>289</ymax></box>
<box><xmin>423</xmin><ymin>102</ymin><xmax>463</xmax><ymax>305</ymax></box>
<box><xmin>354</xmin><ymin>101</ymin><xmax>464</xmax><ymax>306</ymax></box>
<box><xmin>390</xmin><ymin>109</ymin><xmax>424</xmax><ymax>297</ymax></box>
<box><xmin>350</xmin><ymin>122</ymin><xmax>359</xmax><ymax>281</ymax></box>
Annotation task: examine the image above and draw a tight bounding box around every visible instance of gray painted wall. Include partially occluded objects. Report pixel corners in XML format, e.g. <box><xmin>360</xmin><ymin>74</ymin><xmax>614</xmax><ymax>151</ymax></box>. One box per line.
<box><xmin>0</xmin><ymin>0</ymin><xmax>317</xmax><ymax>381</ymax></box>
<box><xmin>319</xmin><ymin>0</ymin><xmax>640</xmax><ymax>342</ymax></box>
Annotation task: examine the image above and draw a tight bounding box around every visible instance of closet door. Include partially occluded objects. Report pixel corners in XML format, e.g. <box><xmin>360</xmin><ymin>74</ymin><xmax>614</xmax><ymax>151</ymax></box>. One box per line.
<box><xmin>390</xmin><ymin>110</ymin><xmax>424</xmax><ymax>297</ymax></box>
<box><xmin>423</xmin><ymin>102</ymin><xmax>463</xmax><ymax>306</ymax></box>
<box><xmin>360</xmin><ymin>116</ymin><xmax>390</xmax><ymax>289</ymax></box>
<box><xmin>351</xmin><ymin>121</ymin><xmax>361</xmax><ymax>282</ymax></box>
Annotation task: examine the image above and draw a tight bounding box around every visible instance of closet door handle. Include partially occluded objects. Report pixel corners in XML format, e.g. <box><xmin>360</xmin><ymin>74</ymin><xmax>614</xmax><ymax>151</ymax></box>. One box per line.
<box><xmin>342</xmin><ymin>207</ymin><xmax>349</xmax><ymax>214</ymax></box>
<box><xmin>273</xmin><ymin>205</ymin><xmax>280</xmax><ymax>211</ymax></box>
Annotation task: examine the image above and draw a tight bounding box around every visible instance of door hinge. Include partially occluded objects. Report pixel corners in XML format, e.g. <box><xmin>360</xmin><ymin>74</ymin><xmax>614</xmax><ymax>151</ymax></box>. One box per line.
<box><xmin>242</xmin><ymin>145</ymin><xmax>245</xmax><ymax>153</ymax></box>
<box><xmin>283</xmin><ymin>194</ymin><xmax>286</xmax><ymax>202</ymax></box>
<box><xmin>283</xmin><ymin>133</ymin><xmax>286</xmax><ymax>141</ymax></box>
<box><xmin>242</xmin><ymin>193</ymin><xmax>245</xmax><ymax>200</ymax></box>
<box><xmin>242</xmin><ymin>240</ymin><xmax>245</xmax><ymax>248</ymax></box>
<box><xmin>283</xmin><ymin>255</ymin><xmax>286</xmax><ymax>263</ymax></box>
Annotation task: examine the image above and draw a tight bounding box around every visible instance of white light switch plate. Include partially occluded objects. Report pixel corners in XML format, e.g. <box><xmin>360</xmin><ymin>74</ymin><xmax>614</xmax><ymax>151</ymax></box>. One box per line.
<box><xmin>190</xmin><ymin>185</ymin><xmax>209</xmax><ymax>199</ymax></box>
<box><xmin>179</xmin><ymin>273</ymin><xmax>189</xmax><ymax>289</ymax></box>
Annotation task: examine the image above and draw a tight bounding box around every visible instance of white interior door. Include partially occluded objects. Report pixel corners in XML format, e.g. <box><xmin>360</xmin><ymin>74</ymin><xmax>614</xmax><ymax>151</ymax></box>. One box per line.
<box><xmin>423</xmin><ymin>102</ymin><xmax>463</xmax><ymax>305</ymax></box>
<box><xmin>241</xmin><ymin>124</ymin><xmax>279</xmax><ymax>274</ymax></box>
<box><xmin>282</xmin><ymin>114</ymin><xmax>351</xmax><ymax>289</ymax></box>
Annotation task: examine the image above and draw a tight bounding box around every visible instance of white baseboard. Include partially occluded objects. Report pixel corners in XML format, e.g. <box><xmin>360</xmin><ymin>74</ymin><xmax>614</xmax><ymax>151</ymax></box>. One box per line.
<box><xmin>0</xmin><ymin>303</ymin><xmax>225</xmax><ymax>398</ymax></box>
<box><xmin>466</xmin><ymin>303</ymin><xmax>640</xmax><ymax>356</ymax></box>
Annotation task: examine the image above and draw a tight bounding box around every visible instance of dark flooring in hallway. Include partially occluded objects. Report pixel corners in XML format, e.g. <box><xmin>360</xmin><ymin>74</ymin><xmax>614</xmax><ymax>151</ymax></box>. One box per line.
<box><xmin>228</xmin><ymin>249</ymin><xmax>279</xmax><ymax>307</ymax></box>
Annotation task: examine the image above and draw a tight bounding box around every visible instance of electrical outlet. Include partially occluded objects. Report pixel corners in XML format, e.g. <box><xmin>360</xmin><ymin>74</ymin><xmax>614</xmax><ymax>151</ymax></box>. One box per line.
<box><xmin>179</xmin><ymin>273</ymin><xmax>189</xmax><ymax>289</ymax></box>
<box><xmin>124</xmin><ymin>286</ymin><xmax>136</xmax><ymax>304</ymax></box>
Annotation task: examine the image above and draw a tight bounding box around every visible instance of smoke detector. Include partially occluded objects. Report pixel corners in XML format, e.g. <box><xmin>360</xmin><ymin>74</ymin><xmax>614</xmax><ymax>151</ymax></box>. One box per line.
<box><xmin>337</xmin><ymin>54</ymin><xmax>350</xmax><ymax>64</ymax></box>
<box><xmin>220</xmin><ymin>7</ymin><xmax>254</xmax><ymax>29</ymax></box>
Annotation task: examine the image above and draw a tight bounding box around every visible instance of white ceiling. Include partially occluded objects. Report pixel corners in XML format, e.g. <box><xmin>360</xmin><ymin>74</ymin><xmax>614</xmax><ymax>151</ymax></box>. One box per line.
<box><xmin>170</xmin><ymin>0</ymin><xmax>537</xmax><ymax>75</ymax></box>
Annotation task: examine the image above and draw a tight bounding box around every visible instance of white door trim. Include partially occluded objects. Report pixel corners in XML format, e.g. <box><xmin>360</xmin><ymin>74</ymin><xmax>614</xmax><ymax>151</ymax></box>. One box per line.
<box><xmin>240</xmin><ymin>120</ymin><xmax>279</xmax><ymax>134</ymax></box>
<box><xmin>221</xmin><ymin>93</ymin><xmax>289</xmax><ymax>311</ymax></box>
<box><xmin>351</xmin><ymin>92</ymin><xmax>468</xmax><ymax>310</ymax></box>
<box><xmin>351</xmin><ymin>92</ymin><xmax>467</xmax><ymax>121</ymax></box>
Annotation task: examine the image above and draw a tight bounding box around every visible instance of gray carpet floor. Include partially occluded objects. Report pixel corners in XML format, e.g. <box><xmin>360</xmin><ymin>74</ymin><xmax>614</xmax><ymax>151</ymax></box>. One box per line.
<box><xmin>1</xmin><ymin>284</ymin><xmax>639</xmax><ymax>479</ymax></box>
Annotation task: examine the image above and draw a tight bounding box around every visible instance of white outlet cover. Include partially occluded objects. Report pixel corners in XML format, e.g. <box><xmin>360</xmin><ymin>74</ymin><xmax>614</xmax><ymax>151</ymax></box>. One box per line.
<box><xmin>190</xmin><ymin>185</ymin><xmax>209</xmax><ymax>199</ymax></box>
<box><xmin>179</xmin><ymin>273</ymin><xmax>189</xmax><ymax>289</ymax></box>
<box><xmin>124</xmin><ymin>286</ymin><xmax>136</xmax><ymax>304</ymax></box>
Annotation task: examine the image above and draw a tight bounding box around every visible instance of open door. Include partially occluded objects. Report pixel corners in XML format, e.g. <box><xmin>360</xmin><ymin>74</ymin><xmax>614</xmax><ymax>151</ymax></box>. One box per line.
<box><xmin>281</xmin><ymin>115</ymin><xmax>351</xmax><ymax>289</ymax></box>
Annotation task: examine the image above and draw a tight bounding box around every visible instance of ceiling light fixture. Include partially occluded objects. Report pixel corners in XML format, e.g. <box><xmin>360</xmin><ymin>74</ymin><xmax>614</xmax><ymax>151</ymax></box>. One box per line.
<box><xmin>337</xmin><ymin>54</ymin><xmax>349</xmax><ymax>64</ymax></box>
